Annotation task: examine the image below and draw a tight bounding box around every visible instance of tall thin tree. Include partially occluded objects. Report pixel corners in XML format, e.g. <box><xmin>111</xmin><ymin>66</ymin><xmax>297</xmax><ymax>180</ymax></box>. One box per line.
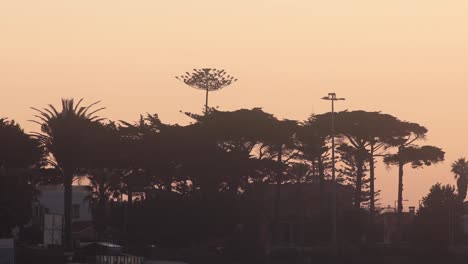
<box><xmin>384</xmin><ymin>145</ymin><xmax>444</xmax><ymax>239</ymax></box>
<box><xmin>451</xmin><ymin>158</ymin><xmax>468</xmax><ymax>202</ymax></box>
<box><xmin>176</xmin><ymin>68</ymin><xmax>237</xmax><ymax>114</ymax></box>
<box><xmin>31</xmin><ymin>98</ymin><xmax>105</xmax><ymax>249</ymax></box>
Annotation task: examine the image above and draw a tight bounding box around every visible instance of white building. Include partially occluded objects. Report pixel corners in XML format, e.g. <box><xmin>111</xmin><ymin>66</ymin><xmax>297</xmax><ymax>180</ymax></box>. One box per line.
<box><xmin>32</xmin><ymin>185</ymin><xmax>96</xmax><ymax>242</ymax></box>
<box><xmin>33</xmin><ymin>185</ymin><xmax>92</xmax><ymax>222</ymax></box>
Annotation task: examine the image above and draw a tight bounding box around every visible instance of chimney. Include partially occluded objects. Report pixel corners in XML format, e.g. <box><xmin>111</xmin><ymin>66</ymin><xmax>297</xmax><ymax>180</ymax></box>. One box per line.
<box><xmin>408</xmin><ymin>206</ymin><xmax>415</xmax><ymax>215</ymax></box>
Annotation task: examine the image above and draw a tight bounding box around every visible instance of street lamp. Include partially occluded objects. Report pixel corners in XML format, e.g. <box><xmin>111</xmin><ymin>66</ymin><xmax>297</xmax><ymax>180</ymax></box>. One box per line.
<box><xmin>322</xmin><ymin>92</ymin><xmax>345</xmax><ymax>254</ymax></box>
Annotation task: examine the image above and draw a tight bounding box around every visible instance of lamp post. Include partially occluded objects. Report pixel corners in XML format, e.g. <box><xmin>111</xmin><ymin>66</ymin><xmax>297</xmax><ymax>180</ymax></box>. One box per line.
<box><xmin>322</xmin><ymin>92</ymin><xmax>345</xmax><ymax>255</ymax></box>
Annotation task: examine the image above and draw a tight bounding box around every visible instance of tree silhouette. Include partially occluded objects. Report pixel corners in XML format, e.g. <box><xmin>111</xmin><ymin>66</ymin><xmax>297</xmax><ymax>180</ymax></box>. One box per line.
<box><xmin>337</xmin><ymin>143</ymin><xmax>371</xmax><ymax>205</ymax></box>
<box><xmin>83</xmin><ymin>169</ymin><xmax>120</xmax><ymax>239</ymax></box>
<box><xmin>184</xmin><ymin>108</ymin><xmax>299</xmax><ymax>244</ymax></box>
<box><xmin>296</xmin><ymin>114</ymin><xmax>338</xmax><ymax>244</ymax></box>
<box><xmin>9</xmin><ymin>97</ymin><xmax>452</xmax><ymax>253</ymax></box>
<box><xmin>0</xmin><ymin>119</ymin><xmax>43</xmax><ymax>237</ymax></box>
<box><xmin>451</xmin><ymin>158</ymin><xmax>468</xmax><ymax>202</ymax></box>
<box><xmin>332</xmin><ymin>111</ymin><xmax>400</xmax><ymax>209</ymax></box>
<box><xmin>382</xmin><ymin>120</ymin><xmax>444</xmax><ymax>224</ymax></box>
<box><xmin>288</xmin><ymin>162</ymin><xmax>313</xmax><ymax>183</ymax></box>
<box><xmin>330</xmin><ymin>111</ymin><xmax>418</xmax><ymax>213</ymax></box>
<box><xmin>384</xmin><ymin>145</ymin><xmax>444</xmax><ymax>237</ymax></box>
<box><xmin>176</xmin><ymin>68</ymin><xmax>237</xmax><ymax>114</ymax></box>
<box><xmin>361</xmin><ymin>113</ymin><xmax>404</xmax><ymax>215</ymax></box>
<box><xmin>411</xmin><ymin>183</ymin><xmax>462</xmax><ymax>249</ymax></box>
<box><xmin>331</xmin><ymin>111</ymin><xmax>370</xmax><ymax>209</ymax></box>
<box><xmin>297</xmin><ymin>114</ymin><xmax>331</xmax><ymax>195</ymax></box>
<box><xmin>119</xmin><ymin>114</ymin><xmax>166</xmax><ymax>200</ymax></box>
<box><xmin>31</xmin><ymin>98</ymin><xmax>105</xmax><ymax>248</ymax></box>
<box><xmin>264</xmin><ymin>119</ymin><xmax>298</xmax><ymax>244</ymax></box>
<box><xmin>183</xmin><ymin>108</ymin><xmax>294</xmax><ymax>193</ymax></box>
<box><xmin>0</xmin><ymin>118</ymin><xmax>43</xmax><ymax>169</ymax></box>
<box><xmin>184</xmin><ymin>108</ymin><xmax>277</xmax><ymax>154</ymax></box>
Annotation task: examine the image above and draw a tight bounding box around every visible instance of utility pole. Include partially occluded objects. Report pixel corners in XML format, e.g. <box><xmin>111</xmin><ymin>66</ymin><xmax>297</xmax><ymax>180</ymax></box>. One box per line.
<box><xmin>322</xmin><ymin>93</ymin><xmax>345</xmax><ymax>255</ymax></box>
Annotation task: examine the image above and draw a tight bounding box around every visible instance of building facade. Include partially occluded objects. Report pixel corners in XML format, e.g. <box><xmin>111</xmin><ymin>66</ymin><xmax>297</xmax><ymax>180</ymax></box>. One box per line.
<box><xmin>31</xmin><ymin>185</ymin><xmax>94</xmax><ymax>242</ymax></box>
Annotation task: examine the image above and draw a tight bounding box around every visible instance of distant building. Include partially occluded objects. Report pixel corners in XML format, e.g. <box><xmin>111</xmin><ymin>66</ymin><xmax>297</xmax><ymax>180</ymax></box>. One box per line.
<box><xmin>31</xmin><ymin>185</ymin><xmax>95</xmax><ymax>241</ymax></box>
<box><xmin>376</xmin><ymin>205</ymin><xmax>415</xmax><ymax>243</ymax></box>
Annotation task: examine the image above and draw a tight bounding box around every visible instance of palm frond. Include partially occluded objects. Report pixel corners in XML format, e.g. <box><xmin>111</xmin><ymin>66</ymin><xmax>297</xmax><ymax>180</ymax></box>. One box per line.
<box><xmin>73</xmin><ymin>98</ymin><xmax>84</xmax><ymax>112</ymax></box>
<box><xmin>47</xmin><ymin>104</ymin><xmax>60</xmax><ymax>116</ymax></box>
<box><xmin>84</xmin><ymin>101</ymin><xmax>102</xmax><ymax>115</ymax></box>
<box><xmin>87</xmin><ymin>107</ymin><xmax>106</xmax><ymax>118</ymax></box>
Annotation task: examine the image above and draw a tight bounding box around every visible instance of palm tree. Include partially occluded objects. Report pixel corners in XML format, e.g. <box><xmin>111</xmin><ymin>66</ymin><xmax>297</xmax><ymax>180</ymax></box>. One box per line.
<box><xmin>31</xmin><ymin>98</ymin><xmax>104</xmax><ymax>249</ymax></box>
<box><xmin>451</xmin><ymin>158</ymin><xmax>468</xmax><ymax>201</ymax></box>
<box><xmin>288</xmin><ymin>162</ymin><xmax>312</xmax><ymax>183</ymax></box>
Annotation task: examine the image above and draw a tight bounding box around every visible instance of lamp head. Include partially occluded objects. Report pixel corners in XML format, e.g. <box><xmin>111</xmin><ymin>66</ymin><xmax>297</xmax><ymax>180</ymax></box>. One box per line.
<box><xmin>322</xmin><ymin>92</ymin><xmax>345</xmax><ymax>101</ymax></box>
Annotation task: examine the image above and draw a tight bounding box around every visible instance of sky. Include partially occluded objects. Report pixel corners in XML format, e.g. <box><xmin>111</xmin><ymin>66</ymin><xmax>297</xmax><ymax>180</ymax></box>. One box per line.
<box><xmin>1</xmin><ymin>0</ymin><xmax>467</xmax><ymax>208</ymax></box>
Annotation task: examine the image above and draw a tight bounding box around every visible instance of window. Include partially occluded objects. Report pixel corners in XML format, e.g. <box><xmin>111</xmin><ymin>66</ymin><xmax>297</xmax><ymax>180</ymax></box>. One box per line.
<box><xmin>72</xmin><ymin>204</ymin><xmax>80</xmax><ymax>219</ymax></box>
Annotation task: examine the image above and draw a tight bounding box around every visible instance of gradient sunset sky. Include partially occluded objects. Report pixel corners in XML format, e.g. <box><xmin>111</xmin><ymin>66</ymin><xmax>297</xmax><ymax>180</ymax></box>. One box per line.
<box><xmin>1</xmin><ymin>0</ymin><xmax>467</xmax><ymax>208</ymax></box>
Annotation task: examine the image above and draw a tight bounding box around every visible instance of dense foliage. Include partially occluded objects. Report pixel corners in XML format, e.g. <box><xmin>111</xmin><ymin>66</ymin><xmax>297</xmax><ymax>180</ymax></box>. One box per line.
<box><xmin>411</xmin><ymin>184</ymin><xmax>463</xmax><ymax>249</ymax></box>
<box><xmin>1</xmin><ymin>98</ymin><xmax>454</xmax><ymax>256</ymax></box>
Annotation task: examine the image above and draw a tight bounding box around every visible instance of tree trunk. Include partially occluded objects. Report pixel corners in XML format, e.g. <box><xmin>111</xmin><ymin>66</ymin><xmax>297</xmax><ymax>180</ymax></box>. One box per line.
<box><xmin>317</xmin><ymin>156</ymin><xmax>325</xmax><ymax>200</ymax></box>
<box><xmin>397</xmin><ymin>161</ymin><xmax>404</xmax><ymax>214</ymax></box>
<box><xmin>355</xmin><ymin>154</ymin><xmax>364</xmax><ymax>209</ymax></box>
<box><xmin>368</xmin><ymin>145</ymin><xmax>376</xmax><ymax>243</ymax></box>
<box><xmin>97</xmin><ymin>181</ymin><xmax>106</xmax><ymax>239</ymax></box>
<box><xmin>124</xmin><ymin>184</ymin><xmax>132</xmax><ymax>237</ymax></box>
<box><xmin>311</xmin><ymin>158</ymin><xmax>316</xmax><ymax>180</ymax></box>
<box><xmin>63</xmin><ymin>167</ymin><xmax>74</xmax><ymax>250</ymax></box>
<box><xmin>297</xmin><ymin>180</ymin><xmax>306</xmax><ymax>245</ymax></box>
<box><xmin>273</xmin><ymin>146</ymin><xmax>283</xmax><ymax>245</ymax></box>
<box><xmin>127</xmin><ymin>185</ymin><xmax>133</xmax><ymax>207</ymax></box>
<box><xmin>369</xmin><ymin>145</ymin><xmax>375</xmax><ymax>215</ymax></box>
<box><xmin>397</xmin><ymin>160</ymin><xmax>404</xmax><ymax>232</ymax></box>
<box><xmin>317</xmin><ymin>156</ymin><xmax>326</xmax><ymax>238</ymax></box>
<box><xmin>457</xmin><ymin>177</ymin><xmax>468</xmax><ymax>202</ymax></box>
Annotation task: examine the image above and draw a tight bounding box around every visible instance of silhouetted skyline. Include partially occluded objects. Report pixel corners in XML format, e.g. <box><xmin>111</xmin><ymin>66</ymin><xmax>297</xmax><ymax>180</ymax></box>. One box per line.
<box><xmin>1</xmin><ymin>0</ymin><xmax>467</xmax><ymax>208</ymax></box>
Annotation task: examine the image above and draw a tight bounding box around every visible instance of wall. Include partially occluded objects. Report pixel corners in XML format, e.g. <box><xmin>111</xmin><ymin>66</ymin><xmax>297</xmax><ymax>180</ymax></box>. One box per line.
<box><xmin>36</xmin><ymin>185</ymin><xmax>92</xmax><ymax>222</ymax></box>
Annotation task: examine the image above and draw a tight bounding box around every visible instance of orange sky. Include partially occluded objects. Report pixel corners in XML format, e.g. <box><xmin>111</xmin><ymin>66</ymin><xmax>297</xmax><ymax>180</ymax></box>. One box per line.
<box><xmin>1</xmin><ymin>0</ymin><xmax>467</xmax><ymax>208</ymax></box>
